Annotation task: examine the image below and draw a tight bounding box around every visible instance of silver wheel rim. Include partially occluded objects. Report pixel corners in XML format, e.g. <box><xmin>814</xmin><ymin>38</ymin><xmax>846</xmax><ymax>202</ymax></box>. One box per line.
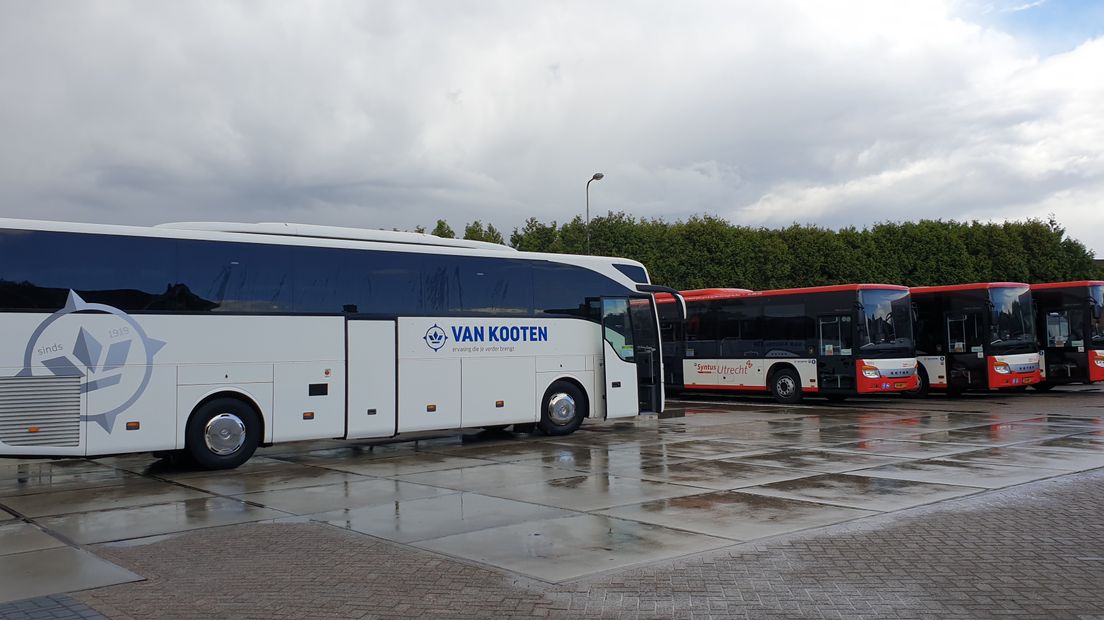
<box><xmin>547</xmin><ymin>393</ymin><xmax>577</xmax><ymax>426</ymax></box>
<box><xmin>204</xmin><ymin>413</ymin><xmax>246</xmax><ymax>456</ymax></box>
<box><xmin>776</xmin><ymin>376</ymin><xmax>796</xmax><ymax>398</ymax></box>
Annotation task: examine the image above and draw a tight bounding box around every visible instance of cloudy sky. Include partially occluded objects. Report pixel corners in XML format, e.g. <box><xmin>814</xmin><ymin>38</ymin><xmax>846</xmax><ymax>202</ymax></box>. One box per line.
<box><xmin>1</xmin><ymin>0</ymin><xmax>1102</xmax><ymax>252</ymax></box>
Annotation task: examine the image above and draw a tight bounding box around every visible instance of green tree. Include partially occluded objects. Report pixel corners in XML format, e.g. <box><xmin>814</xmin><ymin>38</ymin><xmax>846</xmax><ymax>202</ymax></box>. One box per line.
<box><xmin>430</xmin><ymin>219</ymin><xmax>455</xmax><ymax>239</ymax></box>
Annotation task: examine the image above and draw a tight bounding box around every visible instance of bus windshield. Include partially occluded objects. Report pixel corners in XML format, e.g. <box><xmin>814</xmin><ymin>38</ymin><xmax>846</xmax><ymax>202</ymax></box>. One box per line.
<box><xmin>857</xmin><ymin>289</ymin><xmax>913</xmax><ymax>356</ymax></box>
<box><xmin>989</xmin><ymin>286</ymin><xmax>1035</xmax><ymax>352</ymax></box>
<box><xmin>1091</xmin><ymin>285</ymin><xmax>1104</xmax><ymax>347</ymax></box>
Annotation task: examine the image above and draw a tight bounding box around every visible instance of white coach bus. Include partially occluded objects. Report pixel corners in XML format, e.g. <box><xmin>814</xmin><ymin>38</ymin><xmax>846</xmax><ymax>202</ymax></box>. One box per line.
<box><xmin>0</xmin><ymin>219</ymin><xmax>682</xmax><ymax>469</ymax></box>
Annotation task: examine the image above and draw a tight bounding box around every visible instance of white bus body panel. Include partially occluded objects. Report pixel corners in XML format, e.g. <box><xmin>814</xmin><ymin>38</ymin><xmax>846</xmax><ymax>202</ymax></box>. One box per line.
<box><xmin>461</xmin><ymin>357</ymin><xmax>537</xmax><ymax>428</ymax></box>
<box><xmin>682</xmin><ymin>358</ymin><xmax>818</xmax><ymax>392</ymax></box>
<box><xmin>0</xmin><ymin>310</ymin><xmax>345</xmax><ymax>456</ymax></box>
<box><xmin>346</xmin><ymin>320</ymin><xmax>397</xmax><ymax>440</ymax></box>
<box><xmin>396</xmin><ymin>317</ymin><xmax>604</xmax><ymax>427</ymax></box>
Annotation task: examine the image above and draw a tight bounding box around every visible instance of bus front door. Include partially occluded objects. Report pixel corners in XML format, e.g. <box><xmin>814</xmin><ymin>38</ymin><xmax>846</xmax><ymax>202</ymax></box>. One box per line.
<box><xmin>630</xmin><ymin>297</ymin><xmax>663</xmax><ymax>413</ymax></box>
<box><xmin>601</xmin><ymin>298</ymin><xmax>641</xmax><ymax>418</ymax></box>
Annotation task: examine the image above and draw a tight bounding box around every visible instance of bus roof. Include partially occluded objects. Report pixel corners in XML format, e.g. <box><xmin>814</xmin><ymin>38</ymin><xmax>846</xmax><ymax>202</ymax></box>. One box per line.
<box><xmin>157</xmin><ymin>221</ymin><xmax>517</xmax><ymax>253</ymax></box>
<box><xmin>1030</xmin><ymin>280</ymin><xmax>1104</xmax><ymax>291</ymax></box>
<box><xmin>0</xmin><ymin>217</ymin><xmax>649</xmax><ymax>289</ymax></box>
<box><xmin>910</xmin><ymin>282</ymin><xmax>1029</xmax><ymax>295</ymax></box>
<box><xmin>655</xmin><ymin>284</ymin><xmax>906</xmax><ymax>304</ymax></box>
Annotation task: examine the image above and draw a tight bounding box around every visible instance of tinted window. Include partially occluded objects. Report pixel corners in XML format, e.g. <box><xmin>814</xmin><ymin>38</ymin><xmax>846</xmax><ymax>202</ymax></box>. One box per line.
<box><xmin>177</xmin><ymin>240</ymin><xmax>292</xmax><ymax>312</ymax></box>
<box><xmin>291</xmin><ymin>246</ymin><xmax>422</xmax><ymax>314</ymax></box>
<box><xmin>761</xmin><ymin>301</ymin><xmax>812</xmax><ymax>357</ymax></box>
<box><xmin>613</xmin><ymin>263</ymin><xmax>648</xmax><ymax>284</ymax></box>
<box><xmin>0</xmin><ymin>230</ymin><xmax>176</xmax><ymax>311</ymax></box>
<box><xmin>450</xmin><ymin>257</ymin><xmax>533</xmax><ymax>315</ymax></box>
<box><xmin>533</xmin><ymin>262</ymin><xmax>629</xmax><ymax>318</ymax></box>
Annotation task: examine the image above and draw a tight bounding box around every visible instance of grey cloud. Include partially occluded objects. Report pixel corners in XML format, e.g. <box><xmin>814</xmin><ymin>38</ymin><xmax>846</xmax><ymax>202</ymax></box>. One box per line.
<box><xmin>0</xmin><ymin>1</ymin><xmax>1101</xmax><ymax>253</ymax></box>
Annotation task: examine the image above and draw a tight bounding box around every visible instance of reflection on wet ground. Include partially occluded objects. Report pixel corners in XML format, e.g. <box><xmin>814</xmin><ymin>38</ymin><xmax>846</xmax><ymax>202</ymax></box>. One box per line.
<box><xmin>1</xmin><ymin>387</ymin><xmax>1103</xmax><ymax>591</ymax></box>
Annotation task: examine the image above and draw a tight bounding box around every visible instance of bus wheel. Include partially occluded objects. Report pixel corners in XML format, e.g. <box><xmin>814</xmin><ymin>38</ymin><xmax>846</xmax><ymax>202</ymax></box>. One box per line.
<box><xmin>185</xmin><ymin>398</ymin><xmax>261</xmax><ymax>470</ymax></box>
<box><xmin>770</xmin><ymin>369</ymin><xmax>802</xmax><ymax>405</ymax></box>
<box><xmin>902</xmin><ymin>367</ymin><xmax>930</xmax><ymax>398</ymax></box>
<box><xmin>538</xmin><ymin>381</ymin><xmax>586</xmax><ymax>436</ymax></box>
<box><xmin>1031</xmin><ymin>382</ymin><xmax>1054</xmax><ymax>392</ymax></box>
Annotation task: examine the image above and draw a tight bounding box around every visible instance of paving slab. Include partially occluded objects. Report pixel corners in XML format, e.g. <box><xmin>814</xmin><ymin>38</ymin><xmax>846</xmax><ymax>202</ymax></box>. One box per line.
<box><xmin>36</xmin><ymin>496</ymin><xmax>286</xmax><ymax>544</ymax></box>
<box><xmin>636</xmin><ymin>459</ymin><xmax>813</xmax><ymax>490</ymax></box>
<box><xmin>414</xmin><ymin>513</ymin><xmax>733</xmax><ymax>582</ymax></box>
<box><xmin>476</xmin><ymin>474</ymin><xmax>706</xmax><ymax>511</ymax></box>
<box><xmin>311</xmin><ymin>453</ymin><xmax>497</xmax><ymax>476</ymax></box>
<box><xmin>598</xmin><ymin>491</ymin><xmax>877</xmax><ymax>540</ymax></box>
<box><xmin>856</xmin><ymin>459</ymin><xmax>1069</xmax><ymax>489</ymax></box>
<box><xmin>0</xmin><ymin>461</ymin><xmax>140</xmax><ymax>497</ymax></box>
<box><xmin>726</xmin><ymin>449</ymin><xmax>907</xmax><ymax>473</ymax></box>
<box><xmin>940</xmin><ymin>446</ymin><xmax>1104</xmax><ymax>472</ymax></box>
<box><xmin>511</xmin><ymin>445</ymin><xmax>693</xmax><ymax>476</ymax></box>
<box><xmin>316</xmin><ymin>491</ymin><xmax>575</xmax><ymax>543</ymax></box>
<box><xmin>901</xmin><ymin>428</ymin><xmax>1044</xmax><ymax>447</ymax></box>
<box><xmin>0</xmin><ymin>480</ymin><xmax>211</xmax><ymax>518</ymax></box>
<box><xmin>392</xmin><ymin>462</ymin><xmax>581</xmax><ymax>491</ymax></box>
<box><xmin>0</xmin><ymin>522</ymin><xmax>66</xmax><ymax>556</ymax></box>
<box><xmin>1024</xmin><ymin>432</ymin><xmax>1104</xmax><ymax>452</ymax></box>
<box><xmin>739</xmin><ymin>473</ymin><xmax>982</xmax><ymax>511</ymax></box>
<box><xmin>645</xmin><ymin>439</ymin><xmax>776</xmax><ymax>459</ymax></box>
<box><xmin>149</xmin><ymin>456</ymin><xmax>309</xmax><ymax>479</ymax></box>
<box><xmin>177</xmin><ymin>467</ymin><xmax>371</xmax><ymax>495</ymax></box>
<box><xmin>0</xmin><ymin>546</ymin><xmax>141</xmax><ymax>604</ymax></box>
<box><xmin>234</xmin><ymin>478</ymin><xmax>456</xmax><ymax>515</ymax></box>
<box><xmin>823</xmin><ymin>439</ymin><xmax>979</xmax><ymax>459</ymax></box>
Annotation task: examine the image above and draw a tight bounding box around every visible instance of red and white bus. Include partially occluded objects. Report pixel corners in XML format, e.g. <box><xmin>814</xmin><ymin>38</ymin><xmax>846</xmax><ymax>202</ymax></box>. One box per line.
<box><xmin>658</xmin><ymin>285</ymin><xmax>919</xmax><ymax>404</ymax></box>
<box><xmin>910</xmin><ymin>282</ymin><xmax>1042</xmax><ymax>395</ymax></box>
<box><xmin>1030</xmin><ymin>280</ymin><xmax>1104</xmax><ymax>389</ymax></box>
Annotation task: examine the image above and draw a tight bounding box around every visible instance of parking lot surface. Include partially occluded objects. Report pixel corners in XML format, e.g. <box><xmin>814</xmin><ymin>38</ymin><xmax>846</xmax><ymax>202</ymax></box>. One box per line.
<box><xmin>2</xmin><ymin>388</ymin><xmax>1104</xmax><ymax>618</ymax></box>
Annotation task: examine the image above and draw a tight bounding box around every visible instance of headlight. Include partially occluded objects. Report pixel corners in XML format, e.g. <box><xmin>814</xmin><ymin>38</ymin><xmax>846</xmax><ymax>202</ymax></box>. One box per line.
<box><xmin>861</xmin><ymin>364</ymin><xmax>880</xmax><ymax>379</ymax></box>
<box><xmin>1094</xmin><ymin>358</ymin><xmax>1104</xmax><ymax>368</ymax></box>
<box><xmin>993</xmin><ymin>361</ymin><xmax>1011</xmax><ymax>374</ymax></box>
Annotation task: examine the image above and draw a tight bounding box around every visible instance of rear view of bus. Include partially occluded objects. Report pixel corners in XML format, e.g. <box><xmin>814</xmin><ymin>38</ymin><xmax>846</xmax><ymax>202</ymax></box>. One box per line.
<box><xmin>1031</xmin><ymin>280</ymin><xmax>1104</xmax><ymax>389</ymax></box>
<box><xmin>658</xmin><ymin>284</ymin><xmax>918</xmax><ymax>404</ymax></box>
<box><xmin>910</xmin><ymin>283</ymin><xmax>1042</xmax><ymax>394</ymax></box>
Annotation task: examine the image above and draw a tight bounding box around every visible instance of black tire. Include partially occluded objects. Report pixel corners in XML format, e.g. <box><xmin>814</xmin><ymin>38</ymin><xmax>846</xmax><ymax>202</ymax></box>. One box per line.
<box><xmin>769</xmin><ymin>368</ymin><xmax>803</xmax><ymax>405</ymax></box>
<box><xmin>1031</xmin><ymin>382</ymin><xmax>1055</xmax><ymax>392</ymax></box>
<box><xmin>902</xmin><ymin>367</ymin><xmax>930</xmax><ymax>399</ymax></box>
<box><xmin>185</xmin><ymin>398</ymin><xmax>261</xmax><ymax>470</ymax></box>
<box><xmin>537</xmin><ymin>381</ymin><xmax>587</xmax><ymax>436</ymax></box>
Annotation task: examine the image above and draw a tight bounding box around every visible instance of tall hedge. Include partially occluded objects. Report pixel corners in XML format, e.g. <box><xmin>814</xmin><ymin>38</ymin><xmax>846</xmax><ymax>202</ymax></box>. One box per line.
<box><xmin>499</xmin><ymin>214</ymin><xmax>1098</xmax><ymax>290</ymax></box>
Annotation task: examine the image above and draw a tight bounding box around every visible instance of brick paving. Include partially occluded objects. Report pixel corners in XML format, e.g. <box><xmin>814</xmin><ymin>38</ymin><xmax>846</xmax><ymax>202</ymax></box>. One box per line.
<box><xmin>68</xmin><ymin>467</ymin><xmax>1104</xmax><ymax>619</ymax></box>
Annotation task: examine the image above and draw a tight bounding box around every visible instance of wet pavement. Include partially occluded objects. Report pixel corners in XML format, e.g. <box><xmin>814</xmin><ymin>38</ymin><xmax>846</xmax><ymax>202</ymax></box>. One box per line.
<box><xmin>1</xmin><ymin>386</ymin><xmax>1104</xmax><ymax>616</ymax></box>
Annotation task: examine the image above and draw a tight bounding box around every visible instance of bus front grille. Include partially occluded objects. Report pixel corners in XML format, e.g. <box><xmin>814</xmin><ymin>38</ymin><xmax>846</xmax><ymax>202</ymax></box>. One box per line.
<box><xmin>0</xmin><ymin>376</ymin><xmax>81</xmax><ymax>447</ymax></box>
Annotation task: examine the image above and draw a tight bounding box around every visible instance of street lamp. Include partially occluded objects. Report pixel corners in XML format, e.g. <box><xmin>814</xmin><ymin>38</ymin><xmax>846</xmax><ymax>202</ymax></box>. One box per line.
<box><xmin>586</xmin><ymin>172</ymin><xmax>604</xmax><ymax>254</ymax></box>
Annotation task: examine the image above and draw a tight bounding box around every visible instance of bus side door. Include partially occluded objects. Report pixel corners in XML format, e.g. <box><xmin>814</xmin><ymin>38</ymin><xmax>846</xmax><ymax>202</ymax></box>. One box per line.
<box><xmin>346</xmin><ymin>319</ymin><xmax>398</xmax><ymax>439</ymax></box>
<box><xmin>601</xmin><ymin>298</ymin><xmax>640</xmax><ymax>418</ymax></box>
<box><xmin>817</xmin><ymin>314</ymin><xmax>854</xmax><ymax>390</ymax></box>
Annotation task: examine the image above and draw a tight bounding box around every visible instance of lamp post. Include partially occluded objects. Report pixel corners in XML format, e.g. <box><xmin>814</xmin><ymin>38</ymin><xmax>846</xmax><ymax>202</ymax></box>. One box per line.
<box><xmin>585</xmin><ymin>172</ymin><xmax>604</xmax><ymax>254</ymax></box>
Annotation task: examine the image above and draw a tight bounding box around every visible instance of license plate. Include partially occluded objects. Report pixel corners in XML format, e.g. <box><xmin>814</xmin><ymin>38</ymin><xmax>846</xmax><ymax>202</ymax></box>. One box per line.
<box><xmin>894</xmin><ymin>382</ymin><xmax>907</xmax><ymax>389</ymax></box>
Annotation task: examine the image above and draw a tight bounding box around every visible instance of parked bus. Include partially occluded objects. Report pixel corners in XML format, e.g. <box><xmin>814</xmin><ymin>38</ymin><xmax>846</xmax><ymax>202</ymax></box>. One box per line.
<box><xmin>910</xmin><ymin>282</ymin><xmax>1041</xmax><ymax>395</ymax></box>
<box><xmin>0</xmin><ymin>219</ymin><xmax>679</xmax><ymax>469</ymax></box>
<box><xmin>1030</xmin><ymin>280</ymin><xmax>1104</xmax><ymax>390</ymax></box>
<box><xmin>657</xmin><ymin>285</ymin><xmax>919</xmax><ymax>404</ymax></box>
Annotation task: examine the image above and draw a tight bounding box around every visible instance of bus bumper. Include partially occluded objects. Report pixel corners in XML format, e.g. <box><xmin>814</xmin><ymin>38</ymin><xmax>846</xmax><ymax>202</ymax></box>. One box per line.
<box><xmin>987</xmin><ymin>353</ymin><xmax>1042</xmax><ymax>389</ymax></box>
<box><xmin>855</xmin><ymin>358</ymin><xmax>919</xmax><ymax>394</ymax></box>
